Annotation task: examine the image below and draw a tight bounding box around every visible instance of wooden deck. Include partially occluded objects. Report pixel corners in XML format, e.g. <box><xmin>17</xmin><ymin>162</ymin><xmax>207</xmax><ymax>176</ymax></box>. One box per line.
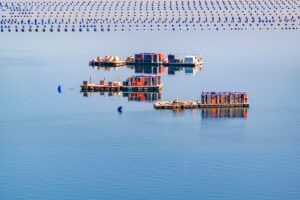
<box><xmin>89</xmin><ymin>61</ymin><xmax>126</xmax><ymax>67</ymax></box>
<box><xmin>80</xmin><ymin>83</ymin><xmax>162</xmax><ymax>92</ymax></box>
<box><xmin>154</xmin><ymin>100</ymin><xmax>249</xmax><ymax>110</ymax></box>
<box><xmin>80</xmin><ymin>83</ymin><xmax>121</xmax><ymax>91</ymax></box>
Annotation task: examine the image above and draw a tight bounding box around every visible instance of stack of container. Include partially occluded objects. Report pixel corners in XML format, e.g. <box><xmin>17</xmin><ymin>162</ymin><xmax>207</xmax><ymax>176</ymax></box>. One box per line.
<box><xmin>144</xmin><ymin>53</ymin><xmax>155</xmax><ymax>63</ymax></box>
<box><xmin>201</xmin><ymin>92</ymin><xmax>248</xmax><ymax>105</ymax></box>
<box><xmin>167</xmin><ymin>54</ymin><xmax>180</xmax><ymax>63</ymax></box>
<box><xmin>134</xmin><ymin>53</ymin><xmax>144</xmax><ymax>62</ymax></box>
<box><xmin>168</xmin><ymin>54</ymin><xmax>175</xmax><ymax>63</ymax></box>
<box><xmin>134</xmin><ymin>53</ymin><xmax>166</xmax><ymax>63</ymax></box>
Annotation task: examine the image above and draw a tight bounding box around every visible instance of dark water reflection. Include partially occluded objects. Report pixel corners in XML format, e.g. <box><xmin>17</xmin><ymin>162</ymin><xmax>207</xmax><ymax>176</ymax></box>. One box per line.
<box><xmin>82</xmin><ymin>91</ymin><xmax>161</xmax><ymax>102</ymax></box>
<box><xmin>201</xmin><ymin>108</ymin><xmax>248</xmax><ymax>119</ymax></box>
<box><xmin>92</xmin><ymin>65</ymin><xmax>202</xmax><ymax>75</ymax></box>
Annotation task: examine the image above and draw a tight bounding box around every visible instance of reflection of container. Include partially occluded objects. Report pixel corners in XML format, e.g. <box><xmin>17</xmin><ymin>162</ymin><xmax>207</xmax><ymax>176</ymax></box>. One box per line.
<box><xmin>123</xmin><ymin>92</ymin><xmax>162</xmax><ymax>102</ymax></box>
<box><xmin>201</xmin><ymin>108</ymin><xmax>248</xmax><ymax>119</ymax></box>
<box><xmin>168</xmin><ymin>54</ymin><xmax>175</xmax><ymax>63</ymax></box>
<box><xmin>132</xmin><ymin>53</ymin><xmax>166</xmax><ymax>64</ymax></box>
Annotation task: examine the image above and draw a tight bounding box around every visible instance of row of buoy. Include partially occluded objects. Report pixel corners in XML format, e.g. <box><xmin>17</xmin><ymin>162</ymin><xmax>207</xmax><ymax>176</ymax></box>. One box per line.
<box><xmin>2</xmin><ymin>16</ymin><xmax>298</xmax><ymax>22</ymax></box>
<box><xmin>1</xmin><ymin>26</ymin><xmax>298</xmax><ymax>32</ymax></box>
<box><xmin>1</xmin><ymin>15</ymin><xmax>298</xmax><ymax>24</ymax></box>
<box><xmin>1</xmin><ymin>0</ymin><xmax>299</xmax><ymax>32</ymax></box>
<box><xmin>0</xmin><ymin>20</ymin><xmax>297</xmax><ymax>27</ymax></box>
<box><xmin>0</xmin><ymin>22</ymin><xmax>296</xmax><ymax>28</ymax></box>
<box><xmin>1</xmin><ymin>0</ymin><xmax>298</xmax><ymax>11</ymax></box>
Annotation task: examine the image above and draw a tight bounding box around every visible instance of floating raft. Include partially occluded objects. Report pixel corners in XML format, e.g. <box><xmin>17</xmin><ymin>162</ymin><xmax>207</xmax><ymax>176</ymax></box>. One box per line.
<box><xmin>90</xmin><ymin>61</ymin><xmax>126</xmax><ymax>67</ymax></box>
<box><xmin>154</xmin><ymin>100</ymin><xmax>249</xmax><ymax>110</ymax></box>
<box><xmin>80</xmin><ymin>75</ymin><xmax>162</xmax><ymax>92</ymax></box>
<box><xmin>80</xmin><ymin>83</ymin><xmax>122</xmax><ymax>92</ymax></box>
<box><xmin>154</xmin><ymin>92</ymin><xmax>250</xmax><ymax>110</ymax></box>
<box><xmin>126</xmin><ymin>53</ymin><xmax>203</xmax><ymax>68</ymax></box>
<box><xmin>81</xmin><ymin>83</ymin><xmax>162</xmax><ymax>92</ymax></box>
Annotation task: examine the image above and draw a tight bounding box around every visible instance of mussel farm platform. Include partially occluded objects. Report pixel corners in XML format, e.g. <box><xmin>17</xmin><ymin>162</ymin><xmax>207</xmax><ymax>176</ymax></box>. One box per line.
<box><xmin>154</xmin><ymin>101</ymin><xmax>249</xmax><ymax>110</ymax></box>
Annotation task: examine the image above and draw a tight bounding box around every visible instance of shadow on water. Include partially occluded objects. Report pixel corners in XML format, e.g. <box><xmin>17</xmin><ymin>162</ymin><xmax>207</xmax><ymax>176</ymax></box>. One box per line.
<box><xmin>156</xmin><ymin>108</ymin><xmax>249</xmax><ymax>119</ymax></box>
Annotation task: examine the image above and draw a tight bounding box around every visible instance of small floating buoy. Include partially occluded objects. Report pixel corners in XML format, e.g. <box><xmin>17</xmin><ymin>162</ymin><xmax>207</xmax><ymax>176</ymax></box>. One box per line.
<box><xmin>57</xmin><ymin>85</ymin><xmax>62</xmax><ymax>93</ymax></box>
<box><xmin>117</xmin><ymin>106</ymin><xmax>123</xmax><ymax>113</ymax></box>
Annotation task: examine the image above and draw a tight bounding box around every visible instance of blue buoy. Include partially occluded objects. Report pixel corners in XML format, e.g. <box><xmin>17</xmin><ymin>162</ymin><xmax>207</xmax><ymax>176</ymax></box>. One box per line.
<box><xmin>117</xmin><ymin>106</ymin><xmax>123</xmax><ymax>113</ymax></box>
<box><xmin>57</xmin><ymin>85</ymin><xmax>62</xmax><ymax>93</ymax></box>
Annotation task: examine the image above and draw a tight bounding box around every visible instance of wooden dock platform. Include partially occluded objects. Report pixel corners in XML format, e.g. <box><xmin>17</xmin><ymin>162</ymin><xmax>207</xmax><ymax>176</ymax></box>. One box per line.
<box><xmin>122</xmin><ymin>85</ymin><xmax>162</xmax><ymax>92</ymax></box>
<box><xmin>80</xmin><ymin>83</ymin><xmax>121</xmax><ymax>92</ymax></box>
<box><xmin>153</xmin><ymin>100</ymin><xmax>249</xmax><ymax>110</ymax></box>
<box><xmin>89</xmin><ymin>61</ymin><xmax>126</xmax><ymax>67</ymax></box>
<box><xmin>80</xmin><ymin>84</ymin><xmax>162</xmax><ymax>92</ymax></box>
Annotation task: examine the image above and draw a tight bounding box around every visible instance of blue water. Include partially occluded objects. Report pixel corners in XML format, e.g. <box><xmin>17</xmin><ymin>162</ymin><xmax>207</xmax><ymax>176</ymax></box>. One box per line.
<box><xmin>0</xmin><ymin>31</ymin><xmax>300</xmax><ymax>199</ymax></box>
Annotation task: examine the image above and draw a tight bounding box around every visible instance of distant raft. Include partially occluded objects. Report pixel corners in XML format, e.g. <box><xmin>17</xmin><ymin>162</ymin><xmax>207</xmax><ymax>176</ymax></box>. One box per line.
<box><xmin>154</xmin><ymin>92</ymin><xmax>249</xmax><ymax>110</ymax></box>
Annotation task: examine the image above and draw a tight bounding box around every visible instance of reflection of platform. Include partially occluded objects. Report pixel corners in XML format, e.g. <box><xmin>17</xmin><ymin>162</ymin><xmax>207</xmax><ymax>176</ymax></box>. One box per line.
<box><xmin>81</xmin><ymin>91</ymin><xmax>161</xmax><ymax>102</ymax></box>
<box><xmin>82</xmin><ymin>91</ymin><xmax>121</xmax><ymax>97</ymax></box>
<box><xmin>91</xmin><ymin>66</ymin><xmax>121</xmax><ymax>71</ymax></box>
<box><xmin>127</xmin><ymin>65</ymin><xmax>165</xmax><ymax>75</ymax></box>
<box><xmin>201</xmin><ymin>108</ymin><xmax>248</xmax><ymax>119</ymax></box>
<box><xmin>126</xmin><ymin>65</ymin><xmax>201</xmax><ymax>75</ymax></box>
<box><xmin>168</xmin><ymin>66</ymin><xmax>202</xmax><ymax>75</ymax></box>
<box><xmin>123</xmin><ymin>92</ymin><xmax>161</xmax><ymax>102</ymax></box>
<box><xmin>164</xmin><ymin>62</ymin><xmax>203</xmax><ymax>68</ymax></box>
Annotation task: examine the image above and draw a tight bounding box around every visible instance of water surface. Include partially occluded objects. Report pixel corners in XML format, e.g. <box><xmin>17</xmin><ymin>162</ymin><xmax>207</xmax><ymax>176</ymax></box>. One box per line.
<box><xmin>0</xmin><ymin>31</ymin><xmax>300</xmax><ymax>199</ymax></box>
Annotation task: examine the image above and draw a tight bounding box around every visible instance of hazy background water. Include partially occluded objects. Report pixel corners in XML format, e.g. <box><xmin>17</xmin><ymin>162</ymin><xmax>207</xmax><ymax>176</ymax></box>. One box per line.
<box><xmin>0</xmin><ymin>31</ymin><xmax>300</xmax><ymax>199</ymax></box>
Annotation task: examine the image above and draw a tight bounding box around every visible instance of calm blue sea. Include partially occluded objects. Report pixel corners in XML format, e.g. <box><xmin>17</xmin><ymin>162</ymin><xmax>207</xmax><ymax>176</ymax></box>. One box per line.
<box><xmin>0</xmin><ymin>31</ymin><xmax>300</xmax><ymax>200</ymax></box>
